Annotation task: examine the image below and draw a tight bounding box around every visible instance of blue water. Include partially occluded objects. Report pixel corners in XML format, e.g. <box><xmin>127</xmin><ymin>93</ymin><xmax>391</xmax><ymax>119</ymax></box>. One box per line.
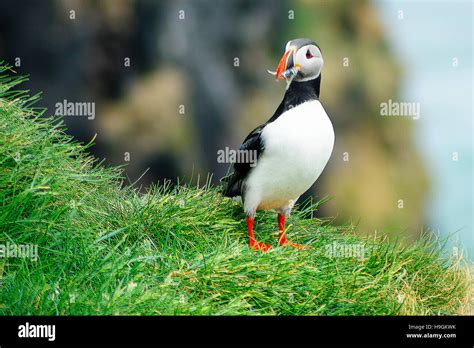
<box><xmin>376</xmin><ymin>0</ymin><xmax>473</xmax><ymax>259</ymax></box>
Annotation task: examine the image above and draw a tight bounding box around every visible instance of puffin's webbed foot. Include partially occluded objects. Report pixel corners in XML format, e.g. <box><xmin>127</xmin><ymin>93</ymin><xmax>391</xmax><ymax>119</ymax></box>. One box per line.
<box><xmin>277</xmin><ymin>213</ymin><xmax>307</xmax><ymax>249</ymax></box>
<box><xmin>249</xmin><ymin>239</ymin><xmax>272</xmax><ymax>252</ymax></box>
<box><xmin>246</xmin><ymin>216</ymin><xmax>272</xmax><ymax>252</ymax></box>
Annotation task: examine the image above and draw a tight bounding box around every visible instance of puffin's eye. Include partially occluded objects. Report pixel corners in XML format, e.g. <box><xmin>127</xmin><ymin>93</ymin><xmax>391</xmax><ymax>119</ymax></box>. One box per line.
<box><xmin>306</xmin><ymin>49</ymin><xmax>314</xmax><ymax>59</ymax></box>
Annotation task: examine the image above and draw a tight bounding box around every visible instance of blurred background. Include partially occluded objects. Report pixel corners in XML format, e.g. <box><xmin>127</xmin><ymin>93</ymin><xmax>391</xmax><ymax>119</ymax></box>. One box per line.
<box><xmin>0</xmin><ymin>0</ymin><xmax>472</xmax><ymax>258</ymax></box>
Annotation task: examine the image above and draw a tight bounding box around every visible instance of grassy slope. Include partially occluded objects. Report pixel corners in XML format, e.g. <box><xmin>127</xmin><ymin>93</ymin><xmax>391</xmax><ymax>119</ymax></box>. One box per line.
<box><xmin>0</xmin><ymin>69</ymin><xmax>470</xmax><ymax>315</ymax></box>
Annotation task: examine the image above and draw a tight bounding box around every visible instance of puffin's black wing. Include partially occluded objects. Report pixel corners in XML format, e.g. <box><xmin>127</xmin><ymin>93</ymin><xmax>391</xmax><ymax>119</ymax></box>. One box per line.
<box><xmin>223</xmin><ymin>125</ymin><xmax>265</xmax><ymax>197</ymax></box>
<box><xmin>222</xmin><ymin>99</ymin><xmax>288</xmax><ymax>197</ymax></box>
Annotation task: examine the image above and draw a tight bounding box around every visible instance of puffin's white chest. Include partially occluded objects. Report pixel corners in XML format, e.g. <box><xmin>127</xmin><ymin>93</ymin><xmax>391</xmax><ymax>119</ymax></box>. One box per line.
<box><xmin>244</xmin><ymin>100</ymin><xmax>334</xmax><ymax>212</ymax></box>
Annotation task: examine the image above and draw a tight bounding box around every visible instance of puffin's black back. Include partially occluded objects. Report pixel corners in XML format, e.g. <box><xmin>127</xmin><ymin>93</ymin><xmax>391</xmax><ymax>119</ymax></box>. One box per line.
<box><xmin>223</xmin><ymin>75</ymin><xmax>322</xmax><ymax>198</ymax></box>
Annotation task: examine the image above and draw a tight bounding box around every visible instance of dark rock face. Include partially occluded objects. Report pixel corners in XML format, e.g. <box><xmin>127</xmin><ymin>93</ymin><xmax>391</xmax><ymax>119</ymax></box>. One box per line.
<box><xmin>0</xmin><ymin>0</ymin><xmax>283</xmax><ymax>177</ymax></box>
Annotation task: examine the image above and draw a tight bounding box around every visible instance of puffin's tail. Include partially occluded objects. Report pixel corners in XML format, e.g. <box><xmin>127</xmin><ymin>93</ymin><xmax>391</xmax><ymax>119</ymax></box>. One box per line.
<box><xmin>220</xmin><ymin>172</ymin><xmax>241</xmax><ymax>198</ymax></box>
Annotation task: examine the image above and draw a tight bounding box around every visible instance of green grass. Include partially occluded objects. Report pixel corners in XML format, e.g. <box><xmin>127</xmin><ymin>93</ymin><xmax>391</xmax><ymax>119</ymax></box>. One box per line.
<box><xmin>0</xmin><ymin>66</ymin><xmax>471</xmax><ymax>315</ymax></box>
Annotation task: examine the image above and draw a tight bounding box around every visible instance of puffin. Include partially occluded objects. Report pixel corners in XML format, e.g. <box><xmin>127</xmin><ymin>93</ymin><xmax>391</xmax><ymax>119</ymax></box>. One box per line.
<box><xmin>224</xmin><ymin>38</ymin><xmax>334</xmax><ymax>251</ymax></box>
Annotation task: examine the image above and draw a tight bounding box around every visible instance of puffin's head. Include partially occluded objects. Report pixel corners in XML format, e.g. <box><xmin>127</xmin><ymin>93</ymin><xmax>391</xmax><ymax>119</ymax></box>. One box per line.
<box><xmin>269</xmin><ymin>38</ymin><xmax>323</xmax><ymax>84</ymax></box>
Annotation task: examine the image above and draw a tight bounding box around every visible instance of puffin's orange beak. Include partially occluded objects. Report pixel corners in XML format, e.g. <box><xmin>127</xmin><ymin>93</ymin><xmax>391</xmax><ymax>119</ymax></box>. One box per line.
<box><xmin>275</xmin><ymin>47</ymin><xmax>296</xmax><ymax>80</ymax></box>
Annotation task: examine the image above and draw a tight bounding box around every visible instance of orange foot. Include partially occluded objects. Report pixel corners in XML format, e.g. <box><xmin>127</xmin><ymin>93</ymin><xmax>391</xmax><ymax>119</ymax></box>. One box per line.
<box><xmin>249</xmin><ymin>240</ymin><xmax>272</xmax><ymax>252</ymax></box>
